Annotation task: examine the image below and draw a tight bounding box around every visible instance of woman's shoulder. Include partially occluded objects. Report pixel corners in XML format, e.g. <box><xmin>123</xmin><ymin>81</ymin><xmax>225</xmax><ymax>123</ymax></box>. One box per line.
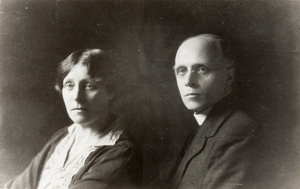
<box><xmin>50</xmin><ymin>126</ymin><xmax>68</xmax><ymax>138</ymax></box>
<box><xmin>44</xmin><ymin>126</ymin><xmax>70</xmax><ymax>147</ymax></box>
<box><xmin>115</xmin><ymin>129</ymin><xmax>140</xmax><ymax>149</ymax></box>
<box><xmin>106</xmin><ymin>116</ymin><xmax>137</xmax><ymax>146</ymax></box>
<box><xmin>71</xmin><ymin>130</ymin><xmax>143</xmax><ymax>188</ymax></box>
<box><xmin>89</xmin><ymin>129</ymin><xmax>141</xmax><ymax>159</ymax></box>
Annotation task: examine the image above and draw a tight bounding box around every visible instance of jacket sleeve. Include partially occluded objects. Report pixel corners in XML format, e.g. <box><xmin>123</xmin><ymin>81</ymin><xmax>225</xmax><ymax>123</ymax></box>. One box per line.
<box><xmin>4</xmin><ymin>149</ymin><xmax>47</xmax><ymax>189</ymax></box>
<box><xmin>69</xmin><ymin>141</ymin><xmax>143</xmax><ymax>189</ymax></box>
<box><xmin>4</xmin><ymin>128</ymin><xmax>67</xmax><ymax>189</ymax></box>
<box><xmin>204</xmin><ymin>121</ymin><xmax>259</xmax><ymax>189</ymax></box>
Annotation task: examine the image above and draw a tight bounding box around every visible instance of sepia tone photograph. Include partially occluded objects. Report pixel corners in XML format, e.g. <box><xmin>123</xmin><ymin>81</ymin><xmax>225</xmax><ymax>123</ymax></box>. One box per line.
<box><xmin>0</xmin><ymin>0</ymin><xmax>299</xmax><ymax>188</ymax></box>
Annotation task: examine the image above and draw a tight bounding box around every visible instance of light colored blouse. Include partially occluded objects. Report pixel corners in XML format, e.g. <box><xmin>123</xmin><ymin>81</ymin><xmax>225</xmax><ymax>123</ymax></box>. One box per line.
<box><xmin>37</xmin><ymin>124</ymin><xmax>123</xmax><ymax>189</ymax></box>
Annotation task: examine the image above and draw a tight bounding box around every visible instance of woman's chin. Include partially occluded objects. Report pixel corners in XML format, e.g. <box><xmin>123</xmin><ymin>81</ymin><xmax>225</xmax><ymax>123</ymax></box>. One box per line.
<box><xmin>71</xmin><ymin>116</ymin><xmax>91</xmax><ymax>125</ymax></box>
<box><xmin>71</xmin><ymin>116</ymin><xmax>102</xmax><ymax>126</ymax></box>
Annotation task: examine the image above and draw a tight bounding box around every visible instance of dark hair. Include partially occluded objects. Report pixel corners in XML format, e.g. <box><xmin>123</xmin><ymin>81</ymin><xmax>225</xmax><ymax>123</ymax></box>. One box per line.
<box><xmin>55</xmin><ymin>49</ymin><xmax>120</xmax><ymax>94</ymax></box>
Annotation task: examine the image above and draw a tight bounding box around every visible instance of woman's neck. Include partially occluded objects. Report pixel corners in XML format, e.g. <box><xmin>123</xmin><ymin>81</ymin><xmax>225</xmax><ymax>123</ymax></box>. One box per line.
<box><xmin>74</xmin><ymin>114</ymin><xmax>111</xmax><ymax>142</ymax></box>
<box><xmin>74</xmin><ymin>125</ymin><xmax>99</xmax><ymax>141</ymax></box>
<box><xmin>71</xmin><ymin>124</ymin><xmax>106</xmax><ymax>152</ymax></box>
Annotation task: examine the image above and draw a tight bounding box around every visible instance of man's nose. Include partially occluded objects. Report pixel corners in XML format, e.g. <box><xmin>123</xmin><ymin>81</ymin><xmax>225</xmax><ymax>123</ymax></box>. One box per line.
<box><xmin>184</xmin><ymin>71</ymin><xmax>198</xmax><ymax>87</ymax></box>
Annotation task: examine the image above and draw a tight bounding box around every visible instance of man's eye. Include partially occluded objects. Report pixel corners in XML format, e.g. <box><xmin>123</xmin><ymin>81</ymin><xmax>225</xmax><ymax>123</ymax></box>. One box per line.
<box><xmin>64</xmin><ymin>82</ymin><xmax>74</xmax><ymax>89</ymax></box>
<box><xmin>177</xmin><ymin>68</ymin><xmax>187</xmax><ymax>75</ymax></box>
<box><xmin>196</xmin><ymin>66</ymin><xmax>209</xmax><ymax>73</ymax></box>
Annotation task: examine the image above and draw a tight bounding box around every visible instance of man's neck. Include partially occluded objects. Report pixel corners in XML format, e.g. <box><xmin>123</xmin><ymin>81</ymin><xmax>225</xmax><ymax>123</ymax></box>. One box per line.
<box><xmin>193</xmin><ymin>107</ymin><xmax>212</xmax><ymax>125</ymax></box>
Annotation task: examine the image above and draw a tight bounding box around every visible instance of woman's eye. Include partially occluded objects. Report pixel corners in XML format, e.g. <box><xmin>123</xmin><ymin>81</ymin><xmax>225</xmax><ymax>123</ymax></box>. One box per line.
<box><xmin>64</xmin><ymin>82</ymin><xmax>74</xmax><ymax>89</ymax></box>
<box><xmin>85</xmin><ymin>83</ymin><xmax>96</xmax><ymax>89</ymax></box>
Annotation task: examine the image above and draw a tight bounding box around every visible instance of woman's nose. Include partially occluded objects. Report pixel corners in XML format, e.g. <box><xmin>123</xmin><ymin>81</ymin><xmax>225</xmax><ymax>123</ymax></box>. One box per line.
<box><xmin>72</xmin><ymin>87</ymin><xmax>84</xmax><ymax>101</ymax></box>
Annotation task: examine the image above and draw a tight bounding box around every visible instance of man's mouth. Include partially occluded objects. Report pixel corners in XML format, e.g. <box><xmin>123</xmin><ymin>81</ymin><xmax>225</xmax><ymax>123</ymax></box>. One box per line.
<box><xmin>185</xmin><ymin>93</ymin><xmax>200</xmax><ymax>97</ymax></box>
<box><xmin>72</xmin><ymin>107</ymin><xmax>87</xmax><ymax>111</ymax></box>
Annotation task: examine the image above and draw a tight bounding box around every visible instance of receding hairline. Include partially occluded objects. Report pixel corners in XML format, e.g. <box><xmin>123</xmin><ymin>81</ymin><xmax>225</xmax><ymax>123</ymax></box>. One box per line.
<box><xmin>178</xmin><ymin>34</ymin><xmax>222</xmax><ymax>52</ymax></box>
<box><xmin>183</xmin><ymin>34</ymin><xmax>221</xmax><ymax>43</ymax></box>
<box><xmin>176</xmin><ymin>34</ymin><xmax>235</xmax><ymax>66</ymax></box>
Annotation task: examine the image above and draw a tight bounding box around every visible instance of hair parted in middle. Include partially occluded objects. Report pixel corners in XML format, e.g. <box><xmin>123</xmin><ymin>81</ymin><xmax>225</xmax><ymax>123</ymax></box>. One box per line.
<box><xmin>55</xmin><ymin>49</ymin><xmax>121</xmax><ymax>94</ymax></box>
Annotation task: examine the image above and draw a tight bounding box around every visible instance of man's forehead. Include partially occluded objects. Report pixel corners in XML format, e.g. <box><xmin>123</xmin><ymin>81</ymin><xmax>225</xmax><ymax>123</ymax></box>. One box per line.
<box><xmin>180</xmin><ymin>36</ymin><xmax>222</xmax><ymax>55</ymax></box>
<box><xmin>175</xmin><ymin>40</ymin><xmax>224</xmax><ymax>67</ymax></box>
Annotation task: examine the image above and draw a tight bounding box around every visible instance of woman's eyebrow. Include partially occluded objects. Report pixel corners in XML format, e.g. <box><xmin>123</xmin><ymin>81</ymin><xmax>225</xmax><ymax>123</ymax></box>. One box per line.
<box><xmin>92</xmin><ymin>77</ymin><xmax>102</xmax><ymax>82</ymax></box>
<box><xmin>63</xmin><ymin>78</ymin><xmax>73</xmax><ymax>84</ymax></box>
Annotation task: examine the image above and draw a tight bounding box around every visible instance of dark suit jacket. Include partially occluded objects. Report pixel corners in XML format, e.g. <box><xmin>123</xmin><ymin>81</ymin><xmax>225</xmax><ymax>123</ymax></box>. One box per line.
<box><xmin>171</xmin><ymin>95</ymin><xmax>260</xmax><ymax>189</ymax></box>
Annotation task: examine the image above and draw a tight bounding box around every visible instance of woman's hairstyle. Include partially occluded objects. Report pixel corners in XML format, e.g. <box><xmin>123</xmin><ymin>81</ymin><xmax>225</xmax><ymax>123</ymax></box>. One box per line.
<box><xmin>55</xmin><ymin>49</ymin><xmax>120</xmax><ymax>94</ymax></box>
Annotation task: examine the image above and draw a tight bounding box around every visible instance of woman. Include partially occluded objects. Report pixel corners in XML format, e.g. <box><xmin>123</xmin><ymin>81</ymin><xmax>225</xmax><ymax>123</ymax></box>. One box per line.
<box><xmin>4</xmin><ymin>49</ymin><xmax>142</xmax><ymax>189</ymax></box>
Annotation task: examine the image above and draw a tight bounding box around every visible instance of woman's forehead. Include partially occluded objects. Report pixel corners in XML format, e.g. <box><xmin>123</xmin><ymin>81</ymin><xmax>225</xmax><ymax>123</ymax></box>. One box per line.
<box><xmin>64</xmin><ymin>64</ymin><xmax>98</xmax><ymax>81</ymax></box>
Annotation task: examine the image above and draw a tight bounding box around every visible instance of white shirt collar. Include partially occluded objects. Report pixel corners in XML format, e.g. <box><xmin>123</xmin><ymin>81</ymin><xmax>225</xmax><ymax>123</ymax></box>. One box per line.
<box><xmin>193</xmin><ymin>107</ymin><xmax>212</xmax><ymax>126</ymax></box>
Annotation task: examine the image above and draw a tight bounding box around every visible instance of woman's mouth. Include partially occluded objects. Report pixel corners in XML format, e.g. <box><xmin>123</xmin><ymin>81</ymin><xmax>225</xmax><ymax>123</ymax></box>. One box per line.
<box><xmin>72</xmin><ymin>108</ymin><xmax>87</xmax><ymax>111</ymax></box>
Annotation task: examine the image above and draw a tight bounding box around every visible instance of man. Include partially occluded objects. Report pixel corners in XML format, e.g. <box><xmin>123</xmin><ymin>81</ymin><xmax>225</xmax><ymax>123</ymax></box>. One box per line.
<box><xmin>171</xmin><ymin>34</ymin><xmax>259</xmax><ymax>189</ymax></box>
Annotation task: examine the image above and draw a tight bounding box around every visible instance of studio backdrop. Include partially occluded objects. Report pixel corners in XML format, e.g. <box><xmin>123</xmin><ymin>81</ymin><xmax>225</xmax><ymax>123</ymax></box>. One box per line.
<box><xmin>0</xmin><ymin>1</ymin><xmax>299</xmax><ymax>188</ymax></box>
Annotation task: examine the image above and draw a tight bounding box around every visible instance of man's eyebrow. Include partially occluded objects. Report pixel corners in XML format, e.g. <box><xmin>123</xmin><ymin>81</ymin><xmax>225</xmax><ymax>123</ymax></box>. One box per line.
<box><xmin>173</xmin><ymin>63</ymin><xmax>208</xmax><ymax>70</ymax></box>
<box><xmin>173</xmin><ymin>64</ymin><xmax>188</xmax><ymax>68</ymax></box>
<box><xmin>192</xmin><ymin>64</ymin><xmax>209</xmax><ymax>69</ymax></box>
<box><xmin>175</xmin><ymin>63</ymin><xmax>207</xmax><ymax>68</ymax></box>
<box><xmin>172</xmin><ymin>65</ymin><xmax>178</xmax><ymax>70</ymax></box>
<box><xmin>193</xmin><ymin>63</ymin><xmax>206</xmax><ymax>66</ymax></box>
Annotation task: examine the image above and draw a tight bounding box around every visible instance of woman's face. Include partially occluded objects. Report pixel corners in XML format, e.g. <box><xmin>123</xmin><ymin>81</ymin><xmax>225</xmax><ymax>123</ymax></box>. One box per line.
<box><xmin>62</xmin><ymin>63</ymin><xmax>113</xmax><ymax>127</ymax></box>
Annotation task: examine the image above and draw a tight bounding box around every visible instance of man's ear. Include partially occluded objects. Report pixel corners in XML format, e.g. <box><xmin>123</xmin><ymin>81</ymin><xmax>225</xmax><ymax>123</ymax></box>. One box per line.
<box><xmin>226</xmin><ymin>67</ymin><xmax>235</xmax><ymax>84</ymax></box>
<box><xmin>104</xmin><ymin>86</ymin><xmax>115</xmax><ymax>101</ymax></box>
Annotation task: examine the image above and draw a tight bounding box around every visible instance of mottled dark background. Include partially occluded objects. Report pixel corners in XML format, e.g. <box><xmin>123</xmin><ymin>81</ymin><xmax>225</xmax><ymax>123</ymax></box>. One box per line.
<box><xmin>0</xmin><ymin>0</ymin><xmax>299</xmax><ymax>188</ymax></box>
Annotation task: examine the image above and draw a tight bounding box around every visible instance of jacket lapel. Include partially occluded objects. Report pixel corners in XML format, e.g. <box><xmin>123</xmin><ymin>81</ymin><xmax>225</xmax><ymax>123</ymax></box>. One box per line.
<box><xmin>172</xmin><ymin>95</ymin><xmax>237</xmax><ymax>188</ymax></box>
<box><xmin>205</xmin><ymin>97</ymin><xmax>236</xmax><ymax>138</ymax></box>
<box><xmin>172</xmin><ymin>123</ymin><xmax>207</xmax><ymax>188</ymax></box>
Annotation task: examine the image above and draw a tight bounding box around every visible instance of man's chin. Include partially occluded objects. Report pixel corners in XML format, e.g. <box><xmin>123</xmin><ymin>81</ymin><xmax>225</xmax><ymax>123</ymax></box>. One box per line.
<box><xmin>185</xmin><ymin>104</ymin><xmax>212</xmax><ymax>114</ymax></box>
<box><xmin>185</xmin><ymin>104</ymin><xmax>205</xmax><ymax>113</ymax></box>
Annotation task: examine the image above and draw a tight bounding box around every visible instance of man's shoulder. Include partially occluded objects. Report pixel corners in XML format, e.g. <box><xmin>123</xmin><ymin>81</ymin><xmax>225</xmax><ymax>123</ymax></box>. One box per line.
<box><xmin>204</xmin><ymin>95</ymin><xmax>257</xmax><ymax>137</ymax></box>
<box><xmin>222</xmin><ymin>107</ymin><xmax>257</xmax><ymax>136</ymax></box>
<box><xmin>227</xmin><ymin>107</ymin><xmax>256</xmax><ymax>126</ymax></box>
<box><xmin>209</xmin><ymin>95</ymin><xmax>258</xmax><ymax>137</ymax></box>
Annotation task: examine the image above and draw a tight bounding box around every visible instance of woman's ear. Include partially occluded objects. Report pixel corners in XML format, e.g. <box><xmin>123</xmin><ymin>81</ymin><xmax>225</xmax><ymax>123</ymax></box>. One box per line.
<box><xmin>55</xmin><ymin>83</ymin><xmax>62</xmax><ymax>94</ymax></box>
<box><xmin>107</xmin><ymin>89</ymin><xmax>115</xmax><ymax>101</ymax></box>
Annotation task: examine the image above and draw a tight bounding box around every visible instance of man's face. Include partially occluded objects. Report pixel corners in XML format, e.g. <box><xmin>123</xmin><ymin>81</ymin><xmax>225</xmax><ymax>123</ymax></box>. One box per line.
<box><xmin>174</xmin><ymin>37</ymin><xmax>233</xmax><ymax>113</ymax></box>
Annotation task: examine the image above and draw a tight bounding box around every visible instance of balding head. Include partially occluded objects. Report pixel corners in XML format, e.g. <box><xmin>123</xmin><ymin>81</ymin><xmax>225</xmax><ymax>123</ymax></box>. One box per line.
<box><xmin>174</xmin><ymin>34</ymin><xmax>235</xmax><ymax>113</ymax></box>
<box><xmin>176</xmin><ymin>34</ymin><xmax>233</xmax><ymax>68</ymax></box>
